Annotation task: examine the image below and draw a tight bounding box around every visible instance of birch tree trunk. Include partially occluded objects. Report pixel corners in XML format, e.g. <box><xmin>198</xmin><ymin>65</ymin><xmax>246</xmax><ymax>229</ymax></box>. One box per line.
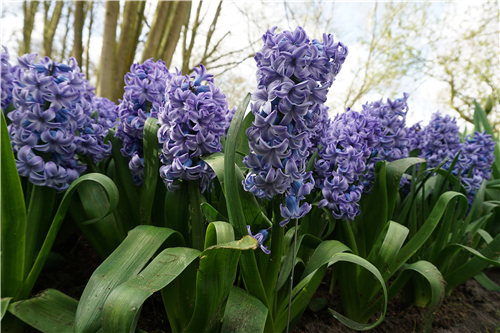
<box><xmin>42</xmin><ymin>1</ymin><xmax>64</xmax><ymax>58</ymax></box>
<box><xmin>71</xmin><ymin>1</ymin><xmax>84</xmax><ymax>66</ymax></box>
<box><xmin>22</xmin><ymin>1</ymin><xmax>39</xmax><ymax>55</ymax></box>
<box><xmin>97</xmin><ymin>1</ymin><xmax>119</xmax><ymax>99</ymax></box>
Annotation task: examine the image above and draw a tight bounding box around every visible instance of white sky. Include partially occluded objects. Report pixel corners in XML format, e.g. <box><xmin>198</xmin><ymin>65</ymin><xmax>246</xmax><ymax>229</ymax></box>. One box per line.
<box><xmin>1</xmin><ymin>0</ymin><xmax>497</xmax><ymax>130</ymax></box>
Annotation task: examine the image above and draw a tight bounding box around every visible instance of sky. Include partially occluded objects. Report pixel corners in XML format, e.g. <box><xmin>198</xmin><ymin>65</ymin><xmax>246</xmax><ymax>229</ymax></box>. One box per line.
<box><xmin>1</xmin><ymin>0</ymin><xmax>497</xmax><ymax>130</ymax></box>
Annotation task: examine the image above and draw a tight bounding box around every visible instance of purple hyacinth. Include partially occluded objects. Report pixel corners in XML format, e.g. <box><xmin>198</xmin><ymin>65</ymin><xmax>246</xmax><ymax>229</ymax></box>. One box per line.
<box><xmin>361</xmin><ymin>93</ymin><xmax>412</xmax><ymax>192</ymax></box>
<box><xmin>243</xmin><ymin>26</ymin><xmax>348</xmax><ymax>226</ymax></box>
<box><xmin>7</xmin><ymin>54</ymin><xmax>114</xmax><ymax>190</ymax></box>
<box><xmin>247</xmin><ymin>226</ymin><xmax>271</xmax><ymax>254</ymax></box>
<box><xmin>116</xmin><ymin>58</ymin><xmax>170</xmax><ymax>186</ymax></box>
<box><xmin>1</xmin><ymin>46</ymin><xmax>18</xmax><ymax>110</ymax></box>
<box><xmin>157</xmin><ymin>64</ymin><xmax>230</xmax><ymax>193</ymax></box>
<box><xmin>315</xmin><ymin>109</ymin><xmax>380</xmax><ymax>220</ymax></box>
<box><xmin>418</xmin><ymin>112</ymin><xmax>462</xmax><ymax>170</ymax></box>
<box><xmin>454</xmin><ymin>131</ymin><xmax>495</xmax><ymax>203</ymax></box>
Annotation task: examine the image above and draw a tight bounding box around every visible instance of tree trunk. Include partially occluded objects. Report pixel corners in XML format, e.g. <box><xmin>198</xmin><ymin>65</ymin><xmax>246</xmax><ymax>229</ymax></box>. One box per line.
<box><xmin>42</xmin><ymin>1</ymin><xmax>64</xmax><ymax>58</ymax></box>
<box><xmin>71</xmin><ymin>1</ymin><xmax>84</xmax><ymax>66</ymax></box>
<box><xmin>97</xmin><ymin>1</ymin><xmax>119</xmax><ymax>100</ymax></box>
<box><xmin>161</xmin><ymin>1</ymin><xmax>192</xmax><ymax>68</ymax></box>
<box><xmin>85</xmin><ymin>1</ymin><xmax>94</xmax><ymax>79</ymax></box>
<box><xmin>182</xmin><ymin>1</ymin><xmax>201</xmax><ymax>74</ymax></box>
<box><xmin>22</xmin><ymin>1</ymin><xmax>39</xmax><ymax>55</ymax></box>
<box><xmin>114</xmin><ymin>1</ymin><xmax>146</xmax><ymax>100</ymax></box>
<box><xmin>60</xmin><ymin>2</ymin><xmax>73</xmax><ymax>62</ymax></box>
<box><xmin>141</xmin><ymin>1</ymin><xmax>171</xmax><ymax>62</ymax></box>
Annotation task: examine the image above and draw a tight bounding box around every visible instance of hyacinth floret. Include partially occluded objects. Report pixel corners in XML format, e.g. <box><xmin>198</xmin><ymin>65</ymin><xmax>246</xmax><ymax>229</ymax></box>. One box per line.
<box><xmin>315</xmin><ymin>109</ymin><xmax>380</xmax><ymax>220</ymax></box>
<box><xmin>7</xmin><ymin>53</ymin><xmax>115</xmax><ymax>190</ymax></box>
<box><xmin>1</xmin><ymin>46</ymin><xmax>18</xmax><ymax>110</ymax></box>
<box><xmin>116</xmin><ymin>58</ymin><xmax>170</xmax><ymax>186</ymax></box>
<box><xmin>157</xmin><ymin>64</ymin><xmax>230</xmax><ymax>193</ymax></box>
<box><xmin>361</xmin><ymin>93</ymin><xmax>412</xmax><ymax>192</ymax></box>
<box><xmin>244</xmin><ymin>26</ymin><xmax>348</xmax><ymax>226</ymax></box>
<box><xmin>247</xmin><ymin>226</ymin><xmax>271</xmax><ymax>254</ymax></box>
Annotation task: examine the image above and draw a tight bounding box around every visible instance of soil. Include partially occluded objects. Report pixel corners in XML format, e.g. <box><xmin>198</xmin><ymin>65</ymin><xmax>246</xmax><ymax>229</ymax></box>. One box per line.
<box><xmin>27</xmin><ymin>228</ymin><xmax>500</xmax><ymax>333</ymax></box>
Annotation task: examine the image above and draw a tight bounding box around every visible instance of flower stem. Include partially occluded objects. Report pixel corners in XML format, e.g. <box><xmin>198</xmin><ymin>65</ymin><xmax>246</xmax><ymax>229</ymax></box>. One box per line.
<box><xmin>286</xmin><ymin>218</ymin><xmax>299</xmax><ymax>333</ymax></box>
<box><xmin>188</xmin><ymin>180</ymin><xmax>205</xmax><ymax>251</ymax></box>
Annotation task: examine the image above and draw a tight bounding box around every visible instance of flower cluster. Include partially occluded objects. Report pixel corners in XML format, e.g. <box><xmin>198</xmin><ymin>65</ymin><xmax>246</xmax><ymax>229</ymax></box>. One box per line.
<box><xmin>417</xmin><ymin>112</ymin><xmax>462</xmax><ymax>170</ymax></box>
<box><xmin>315</xmin><ymin>109</ymin><xmax>380</xmax><ymax>220</ymax></box>
<box><xmin>460</xmin><ymin>131</ymin><xmax>496</xmax><ymax>201</ymax></box>
<box><xmin>157</xmin><ymin>65</ymin><xmax>230</xmax><ymax>193</ymax></box>
<box><xmin>243</xmin><ymin>26</ymin><xmax>348</xmax><ymax>227</ymax></box>
<box><xmin>361</xmin><ymin>93</ymin><xmax>412</xmax><ymax>192</ymax></box>
<box><xmin>1</xmin><ymin>46</ymin><xmax>18</xmax><ymax>110</ymax></box>
<box><xmin>7</xmin><ymin>54</ymin><xmax>114</xmax><ymax>190</ymax></box>
<box><xmin>116</xmin><ymin>58</ymin><xmax>170</xmax><ymax>186</ymax></box>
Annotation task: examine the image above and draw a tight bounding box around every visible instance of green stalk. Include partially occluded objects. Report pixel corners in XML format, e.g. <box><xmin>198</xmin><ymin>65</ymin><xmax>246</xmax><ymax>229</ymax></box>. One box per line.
<box><xmin>265</xmin><ymin>199</ymin><xmax>285</xmax><ymax>317</ymax></box>
<box><xmin>24</xmin><ymin>185</ymin><xmax>56</xmax><ymax>276</ymax></box>
<box><xmin>188</xmin><ymin>180</ymin><xmax>205</xmax><ymax>251</ymax></box>
<box><xmin>339</xmin><ymin>219</ymin><xmax>358</xmax><ymax>256</ymax></box>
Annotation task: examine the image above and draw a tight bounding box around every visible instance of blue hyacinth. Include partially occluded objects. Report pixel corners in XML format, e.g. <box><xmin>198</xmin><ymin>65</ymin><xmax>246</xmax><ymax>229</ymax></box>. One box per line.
<box><xmin>116</xmin><ymin>58</ymin><xmax>170</xmax><ymax>186</ymax></box>
<box><xmin>1</xmin><ymin>46</ymin><xmax>18</xmax><ymax>110</ymax></box>
<box><xmin>157</xmin><ymin>64</ymin><xmax>230</xmax><ymax>193</ymax></box>
<box><xmin>361</xmin><ymin>93</ymin><xmax>412</xmax><ymax>192</ymax></box>
<box><xmin>243</xmin><ymin>26</ymin><xmax>348</xmax><ymax>227</ymax></box>
<box><xmin>7</xmin><ymin>53</ymin><xmax>115</xmax><ymax>190</ymax></box>
<box><xmin>315</xmin><ymin>109</ymin><xmax>380</xmax><ymax>220</ymax></box>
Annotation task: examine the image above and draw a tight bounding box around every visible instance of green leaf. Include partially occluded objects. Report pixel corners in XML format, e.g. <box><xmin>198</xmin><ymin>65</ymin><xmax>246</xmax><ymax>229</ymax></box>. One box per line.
<box><xmin>474</xmin><ymin>272</ymin><xmax>500</xmax><ymax>292</ymax></box>
<box><xmin>140</xmin><ymin>117</ymin><xmax>160</xmax><ymax>225</ymax></box>
<box><xmin>386</xmin><ymin>158</ymin><xmax>426</xmax><ymax>218</ymax></box>
<box><xmin>308</xmin><ymin>298</ymin><xmax>328</xmax><ymax>312</ymax></box>
<box><xmin>386</xmin><ymin>191</ymin><xmax>467</xmax><ymax>279</ymax></box>
<box><xmin>205</xmin><ymin>221</ymin><xmax>235</xmax><ymax>248</ymax></box>
<box><xmin>77</xmin><ymin>181</ymin><xmax>124</xmax><ymax>257</ymax></box>
<box><xmin>277</xmin><ymin>233</ymin><xmax>321</xmax><ymax>291</ymax></box>
<box><xmin>275</xmin><ymin>265</ymin><xmax>328</xmax><ymax>332</ymax></box>
<box><xmin>201</xmin><ymin>152</ymin><xmax>225</xmax><ymax>189</ymax></box>
<box><xmin>102</xmin><ymin>247</ymin><xmax>200</xmax><ymax>333</ymax></box>
<box><xmin>8</xmin><ymin>289</ymin><xmax>78</xmax><ymax>333</ymax></box>
<box><xmin>201</xmin><ymin>203</ymin><xmax>229</xmax><ymax>223</ymax></box>
<box><xmin>164</xmin><ymin>181</ymin><xmax>190</xmax><ymax>244</ymax></box>
<box><xmin>1</xmin><ymin>297</ymin><xmax>12</xmax><ymax>320</ymax></box>
<box><xmin>327</xmin><ymin>254</ymin><xmax>388</xmax><ymax>331</ymax></box>
<box><xmin>235</xmin><ymin>111</ymin><xmax>255</xmax><ymax>168</ymax></box>
<box><xmin>184</xmin><ymin>236</ymin><xmax>258</xmax><ymax>333</ymax></box>
<box><xmin>108</xmin><ymin>129</ymin><xmax>140</xmax><ymax>225</ymax></box>
<box><xmin>221</xmin><ymin>286</ymin><xmax>268</xmax><ymax>333</ymax></box>
<box><xmin>15</xmin><ymin>174</ymin><xmax>120</xmax><ymax>303</ymax></box>
<box><xmin>1</xmin><ymin>112</ymin><xmax>26</xmax><ymax>298</ymax></box>
<box><xmin>301</xmin><ymin>240</ymin><xmax>351</xmax><ymax>279</ymax></box>
<box><xmin>223</xmin><ymin>94</ymin><xmax>271</xmax><ymax>328</ymax></box>
<box><xmin>224</xmin><ymin>93</ymin><xmax>251</xmax><ymax>238</ymax></box>
<box><xmin>75</xmin><ymin>225</ymin><xmax>183</xmax><ymax>333</ymax></box>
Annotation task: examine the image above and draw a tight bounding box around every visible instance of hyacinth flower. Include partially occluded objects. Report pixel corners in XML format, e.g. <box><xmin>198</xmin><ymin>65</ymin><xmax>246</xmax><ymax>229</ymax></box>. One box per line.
<box><xmin>361</xmin><ymin>93</ymin><xmax>413</xmax><ymax>192</ymax></box>
<box><xmin>243</xmin><ymin>26</ymin><xmax>348</xmax><ymax>229</ymax></box>
<box><xmin>115</xmin><ymin>58</ymin><xmax>170</xmax><ymax>186</ymax></box>
<box><xmin>315</xmin><ymin>109</ymin><xmax>380</xmax><ymax>220</ymax></box>
<box><xmin>7</xmin><ymin>53</ymin><xmax>115</xmax><ymax>191</ymax></box>
<box><xmin>157</xmin><ymin>64</ymin><xmax>230</xmax><ymax>193</ymax></box>
<box><xmin>418</xmin><ymin>112</ymin><xmax>462</xmax><ymax>170</ymax></box>
<box><xmin>1</xmin><ymin>46</ymin><xmax>18</xmax><ymax>111</ymax></box>
<box><xmin>247</xmin><ymin>226</ymin><xmax>271</xmax><ymax>254</ymax></box>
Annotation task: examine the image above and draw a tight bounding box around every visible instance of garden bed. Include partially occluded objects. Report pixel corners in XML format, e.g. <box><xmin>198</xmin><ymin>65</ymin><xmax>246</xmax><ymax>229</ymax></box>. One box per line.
<box><xmin>28</xmin><ymin>227</ymin><xmax>500</xmax><ymax>333</ymax></box>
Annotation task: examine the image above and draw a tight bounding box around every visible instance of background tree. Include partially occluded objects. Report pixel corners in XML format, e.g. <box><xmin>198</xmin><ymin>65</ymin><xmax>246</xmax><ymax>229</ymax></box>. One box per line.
<box><xmin>42</xmin><ymin>1</ymin><xmax>64</xmax><ymax>58</ymax></box>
